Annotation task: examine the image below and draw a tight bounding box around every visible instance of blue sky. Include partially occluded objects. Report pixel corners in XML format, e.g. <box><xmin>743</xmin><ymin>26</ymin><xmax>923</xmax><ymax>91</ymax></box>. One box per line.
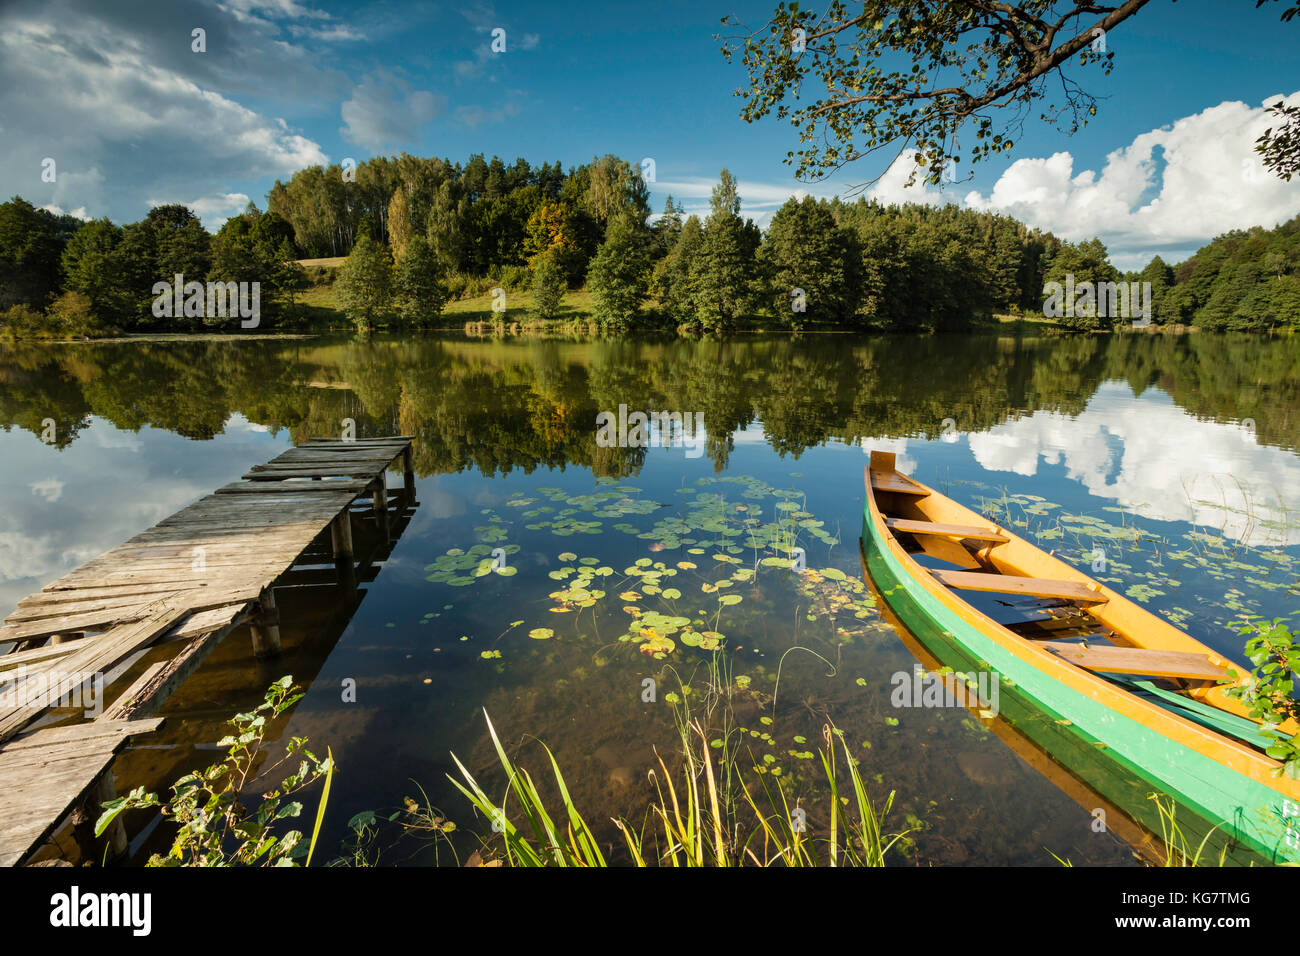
<box><xmin>2</xmin><ymin>0</ymin><xmax>1298</xmax><ymax>267</ymax></box>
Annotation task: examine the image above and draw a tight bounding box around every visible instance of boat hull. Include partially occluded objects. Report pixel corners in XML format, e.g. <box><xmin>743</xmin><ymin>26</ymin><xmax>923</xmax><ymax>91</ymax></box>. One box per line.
<box><xmin>861</xmin><ymin>508</ymin><xmax>1299</xmax><ymax>866</ymax></box>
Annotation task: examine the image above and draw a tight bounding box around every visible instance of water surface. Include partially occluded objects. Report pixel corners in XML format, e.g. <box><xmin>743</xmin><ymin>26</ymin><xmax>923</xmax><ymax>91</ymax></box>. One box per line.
<box><xmin>1</xmin><ymin>331</ymin><xmax>1296</xmax><ymax>865</ymax></box>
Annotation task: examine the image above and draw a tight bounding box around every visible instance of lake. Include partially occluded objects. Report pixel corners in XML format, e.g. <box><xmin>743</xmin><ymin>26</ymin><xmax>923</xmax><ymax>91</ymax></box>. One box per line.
<box><xmin>1</xmin><ymin>330</ymin><xmax>1297</xmax><ymax>865</ymax></box>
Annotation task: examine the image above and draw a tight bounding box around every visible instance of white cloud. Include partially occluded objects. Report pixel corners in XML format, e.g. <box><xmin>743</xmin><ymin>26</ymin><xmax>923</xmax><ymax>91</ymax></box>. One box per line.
<box><xmin>0</xmin><ymin>0</ymin><xmax>332</xmax><ymax>224</ymax></box>
<box><xmin>654</xmin><ymin>176</ymin><xmax>837</xmax><ymax>228</ymax></box>
<box><xmin>965</xmin><ymin>93</ymin><xmax>1300</xmax><ymax>269</ymax></box>
<box><xmin>29</xmin><ymin>478</ymin><xmax>64</xmax><ymax>503</ymax></box>
<box><xmin>220</xmin><ymin>0</ymin><xmax>332</xmax><ymax>24</ymax></box>
<box><xmin>663</xmin><ymin>93</ymin><xmax>1300</xmax><ymax>267</ymax></box>
<box><xmin>453</xmin><ymin>101</ymin><xmax>522</xmax><ymax>129</ymax></box>
<box><xmin>341</xmin><ymin>72</ymin><xmax>445</xmax><ymax>150</ymax></box>
<box><xmin>40</xmin><ymin>204</ymin><xmax>90</xmax><ymax>220</ymax></box>
<box><xmin>966</xmin><ymin>382</ymin><xmax>1299</xmax><ymax>546</ymax></box>
<box><xmin>145</xmin><ymin>192</ymin><xmax>252</xmax><ymax>230</ymax></box>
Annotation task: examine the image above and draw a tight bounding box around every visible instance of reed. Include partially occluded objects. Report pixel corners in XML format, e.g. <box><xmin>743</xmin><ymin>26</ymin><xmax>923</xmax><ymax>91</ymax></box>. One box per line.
<box><xmin>449</xmin><ymin>700</ymin><xmax>911</xmax><ymax>867</ymax></box>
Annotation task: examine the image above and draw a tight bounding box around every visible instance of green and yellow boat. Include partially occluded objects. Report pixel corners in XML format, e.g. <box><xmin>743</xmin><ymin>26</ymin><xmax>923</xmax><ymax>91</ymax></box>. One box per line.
<box><xmin>861</xmin><ymin>450</ymin><xmax>1300</xmax><ymax>865</ymax></box>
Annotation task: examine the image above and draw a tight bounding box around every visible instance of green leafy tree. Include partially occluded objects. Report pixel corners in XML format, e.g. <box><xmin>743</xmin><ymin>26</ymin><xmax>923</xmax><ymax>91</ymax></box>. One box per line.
<box><xmin>155</xmin><ymin>218</ymin><xmax>211</xmax><ymax>283</ymax></box>
<box><xmin>688</xmin><ymin>170</ymin><xmax>760</xmax><ymax>330</ymax></box>
<box><xmin>61</xmin><ymin>218</ymin><xmax>128</xmax><ymax>321</ymax></box>
<box><xmin>209</xmin><ymin>211</ymin><xmax>303</xmax><ymax>328</ymax></box>
<box><xmin>721</xmin><ymin>2</ymin><xmax>1148</xmax><ymax>185</ymax></box>
<box><xmin>393</xmin><ymin>235</ymin><xmax>449</xmax><ymax>326</ymax></box>
<box><xmin>427</xmin><ymin>181</ymin><xmax>469</xmax><ymax>274</ymax></box>
<box><xmin>530</xmin><ymin>248</ymin><xmax>567</xmax><ymax>320</ymax></box>
<box><xmin>588</xmin><ymin>215</ymin><xmax>652</xmax><ymax>331</ymax></box>
<box><xmin>1138</xmin><ymin>255</ymin><xmax>1176</xmax><ymax>325</ymax></box>
<box><xmin>1042</xmin><ymin>238</ymin><xmax>1121</xmax><ymax>330</ymax></box>
<box><xmin>762</xmin><ymin>196</ymin><xmax>861</xmax><ymax>327</ymax></box>
<box><xmin>1254</xmin><ymin>2</ymin><xmax>1300</xmax><ymax>181</ymax></box>
<box><xmin>46</xmin><ymin>291</ymin><xmax>103</xmax><ymax>336</ymax></box>
<box><xmin>336</xmin><ymin>234</ymin><xmax>393</xmax><ymax>333</ymax></box>
<box><xmin>654</xmin><ymin>214</ymin><xmax>703</xmax><ymax>322</ymax></box>
<box><xmin>523</xmin><ymin>200</ymin><xmax>585</xmax><ymax>280</ymax></box>
<box><xmin>0</xmin><ymin>196</ymin><xmax>63</xmax><ymax>309</ymax></box>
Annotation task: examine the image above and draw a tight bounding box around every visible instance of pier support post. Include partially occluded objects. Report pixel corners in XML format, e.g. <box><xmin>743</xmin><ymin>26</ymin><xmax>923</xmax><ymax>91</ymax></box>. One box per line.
<box><xmin>372</xmin><ymin>473</ymin><xmax>389</xmax><ymax>542</ymax></box>
<box><xmin>330</xmin><ymin>509</ymin><xmax>356</xmax><ymax>590</ymax></box>
<box><xmin>249</xmin><ymin>589</ymin><xmax>281</xmax><ymax>659</ymax></box>
<box><xmin>402</xmin><ymin>446</ymin><xmax>416</xmax><ymax>505</ymax></box>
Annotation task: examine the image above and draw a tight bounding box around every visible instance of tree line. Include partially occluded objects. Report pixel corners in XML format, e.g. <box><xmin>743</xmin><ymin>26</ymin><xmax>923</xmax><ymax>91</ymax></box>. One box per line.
<box><xmin>2</xmin><ymin>150</ymin><xmax>1298</xmax><ymax>336</ymax></box>
<box><xmin>3</xmin><ymin>333</ymin><xmax>1294</xmax><ymax>470</ymax></box>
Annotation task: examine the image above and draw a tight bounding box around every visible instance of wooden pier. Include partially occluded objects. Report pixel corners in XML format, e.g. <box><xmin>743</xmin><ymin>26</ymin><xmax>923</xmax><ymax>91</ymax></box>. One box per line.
<box><xmin>0</xmin><ymin>435</ymin><xmax>416</xmax><ymax>866</ymax></box>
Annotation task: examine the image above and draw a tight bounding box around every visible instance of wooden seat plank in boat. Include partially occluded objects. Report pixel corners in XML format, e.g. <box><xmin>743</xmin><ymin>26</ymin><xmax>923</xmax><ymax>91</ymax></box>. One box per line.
<box><xmin>1041</xmin><ymin>641</ymin><xmax>1230</xmax><ymax>682</ymax></box>
<box><xmin>885</xmin><ymin>517</ymin><xmax>1008</xmax><ymax>543</ymax></box>
<box><xmin>869</xmin><ymin>469</ymin><xmax>929</xmax><ymax>496</ymax></box>
<box><xmin>929</xmin><ymin>568</ymin><xmax>1108</xmax><ymax>605</ymax></box>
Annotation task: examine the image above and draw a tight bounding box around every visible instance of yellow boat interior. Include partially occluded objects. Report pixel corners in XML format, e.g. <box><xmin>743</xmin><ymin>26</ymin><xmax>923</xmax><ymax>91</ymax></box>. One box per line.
<box><xmin>865</xmin><ymin>450</ymin><xmax>1288</xmax><ymax>741</ymax></box>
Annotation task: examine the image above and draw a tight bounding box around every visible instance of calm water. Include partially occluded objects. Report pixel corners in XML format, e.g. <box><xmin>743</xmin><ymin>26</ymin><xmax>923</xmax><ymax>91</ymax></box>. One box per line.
<box><xmin>1</xmin><ymin>331</ymin><xmax>1297</xmax><ymax>865</ymax></box>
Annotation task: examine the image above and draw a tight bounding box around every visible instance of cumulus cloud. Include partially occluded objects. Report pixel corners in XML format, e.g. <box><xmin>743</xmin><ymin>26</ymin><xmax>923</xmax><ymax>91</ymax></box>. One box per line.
<box><xmin>965</xmin><ymin>382</ymin><xmax>1298</xmax><ymax>545</ymax></box>
<box><xmin>965</xmin><ymin>93</ymin><xmax>1300</xmax><ymax>269</ymax></box>
<box><xmin>341</xmin><ymin>72</ymin><xmax>445</xmax><ymax>149</ymax></box>
<box><xmin>658</xmin><ymin>93</ymin><xmax>1300</xmax><ymax>266</ymax></box>
<box><xmin>0</xmin><ymin>0</ymin><xmax>334</xmax><ymax>224</ymax></box>
<box><xmin>144</xmin><ymin>192</ymin><xmax>252</xmax><ymax>229</ymax></box>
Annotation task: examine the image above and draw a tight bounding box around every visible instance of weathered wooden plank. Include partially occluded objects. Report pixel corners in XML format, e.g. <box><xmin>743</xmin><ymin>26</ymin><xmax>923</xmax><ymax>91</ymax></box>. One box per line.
<box><xmin>161</xmin><ymin>602</ymin><xmax>248</xmax><ymax>640</ymax></box>
<box><xmin>0</xmin><ymin>605</ymin><xmax>158</xmax><ymax>643</ymax></box>
<box><xmin>213</xmin><ymin>479</ymin><xmax>370</xmax><ymax>495</ymax></box>
<box><xmin>1041</xmin><ymin>640</ymin><xmax>1230</xmax><ymax>681</ymax></box>
<box><xmin>108</xmin><ymin>616</ymin><xmax>250</xmax><ymax>725</ymax></box>
<box><xmin>886</xmin><ymin>517</ymin><xmax>1009</xmax><ymax>543</ymax></box>
<box><xmin>99</xmin><ymin>664</ymin><xmax>169</xmax><ymax>722</ymax></box>
<box><xmin>0</xmin><ymin>718</ymin><xmax>162</xmax><ymax>866</ymax></box>
<box><xmin>0</xmin><ymin>590</ymin><xmax>258</xmax><ymax>743</ymax></box>
<box><xmin>243</xmin><ymin>466</ymin><xmax>392</xmax><ymax>480</ymax></box>
<box><xmin>870</xmin><ymin>469</ymin><xmax>930</xmax><ymax>496</ymax></box>
<box><xmin>33</xmin><ymin>581</ymin><xmax>207</xmax><ymax>601</ymax></box>
<box><xmin>7</xmin><ymin>593</ymin><xmax>172</xmax><ymax>623</ymax></box>
<box><xmin>4</xmin><ymin>718</ymin><xmax>164</xmax><ymax>752</ymax></box>
<box><xmin>305</xmin><ymin>436</ymin><xmax>413</xmax><ymax>443</ymax></box>
<box><xmin>0</xmin><ymin>641</ymin><xmax>79</xmax><ymax>671</ymax></box>
<box><xmin>929</xmin><ymin>569</ymin><xmax>1109</xmax><ymax>605</ymax></box>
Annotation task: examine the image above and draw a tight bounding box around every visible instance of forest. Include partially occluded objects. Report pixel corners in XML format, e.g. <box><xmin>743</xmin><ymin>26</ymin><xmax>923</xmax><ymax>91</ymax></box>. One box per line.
<box><xmin>1</xmin><ymin>152</ymin><xmax>1298</xmax><ymax>337</ymax></box>
<box><xmin>1</xmin><ymin>332</ymin><xmax>1294</xmax><ymax>472</ymax></box>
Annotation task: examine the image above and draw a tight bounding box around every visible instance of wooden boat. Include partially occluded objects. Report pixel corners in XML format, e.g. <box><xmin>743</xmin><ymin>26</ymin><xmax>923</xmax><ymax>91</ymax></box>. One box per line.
<box><xmin>861</xmin><ymin>450</ymin><xmax>1300</xmax><ymax>865</ymax></box>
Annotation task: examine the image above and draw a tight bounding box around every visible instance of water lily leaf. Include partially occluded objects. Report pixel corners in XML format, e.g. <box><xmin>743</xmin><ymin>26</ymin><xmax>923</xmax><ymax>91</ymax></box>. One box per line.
<box><xmin>529</xmin><ymin>628</ymin><xmax>554</xmax><ymax>640</ymax></box>
<box><xmin>718</xmin><ymin>594</ymin><xmax>743</xmax><ymax>606</ymax></box>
